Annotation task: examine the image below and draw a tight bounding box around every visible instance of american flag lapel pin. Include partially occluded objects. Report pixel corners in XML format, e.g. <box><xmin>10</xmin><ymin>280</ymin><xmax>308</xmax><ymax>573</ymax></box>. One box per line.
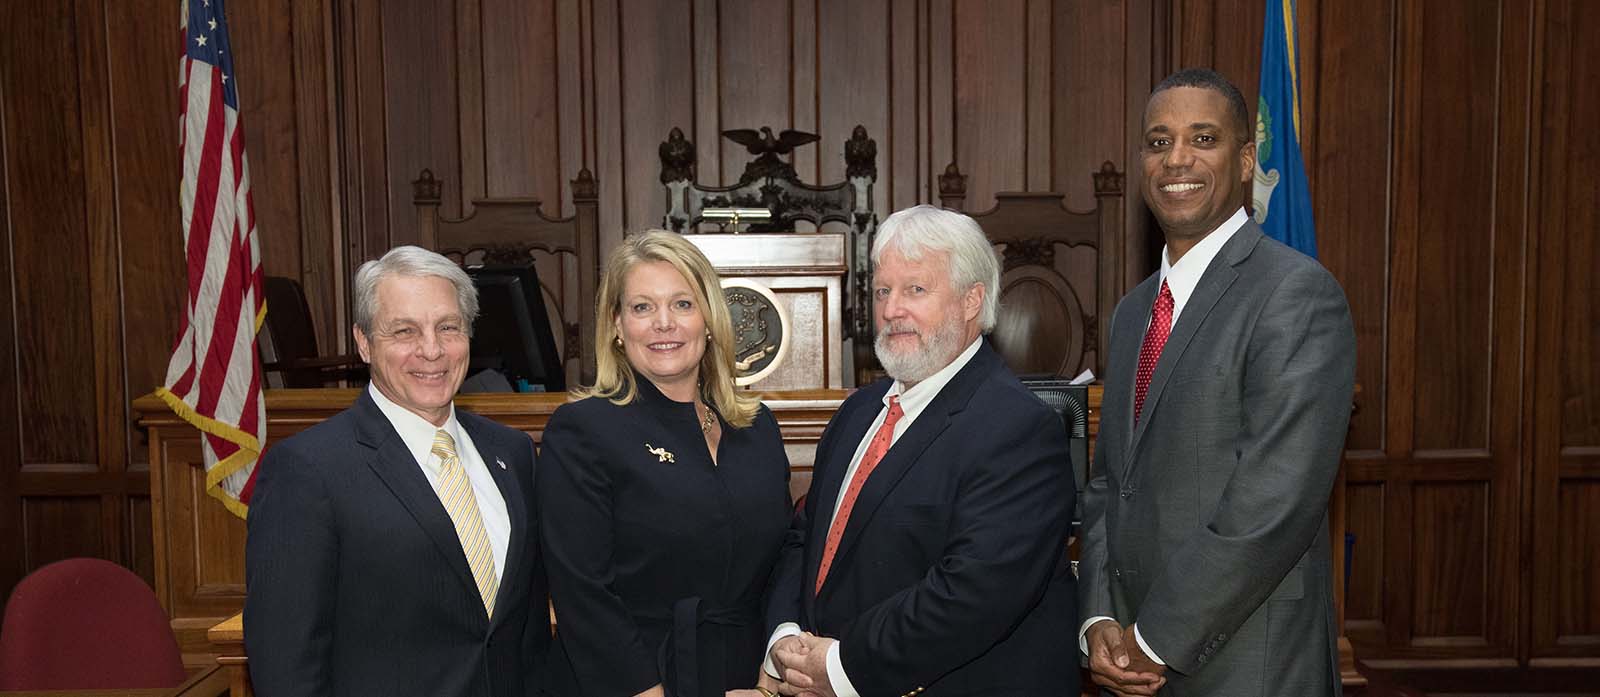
<box><xmin>495</xmin><ymin>456</ymin><xmax>508</xmax><ymax>470</ymax></box>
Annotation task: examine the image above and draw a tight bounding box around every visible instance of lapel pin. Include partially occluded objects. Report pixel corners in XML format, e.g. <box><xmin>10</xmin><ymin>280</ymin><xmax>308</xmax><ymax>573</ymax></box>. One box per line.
<box><xmin>495</xmin><ymin>456</ymin><xmax>507</xmax><ymax>470</ymax></box>
<box><xmin>645</xmin><ymin>443</ymin><xmax>675</xmax><ymax>463</ymax></box>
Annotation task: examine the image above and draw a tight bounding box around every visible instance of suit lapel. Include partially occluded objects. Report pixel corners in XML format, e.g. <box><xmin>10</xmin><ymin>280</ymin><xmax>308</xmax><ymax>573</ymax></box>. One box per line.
<box><xmin>1125</xmin><ymin>226</ymin><xmax>1259</xmax><ymax>466</ymax></box>
<box><xmin>816</xmin><ymin>344</ymin><xmax>997</xmax><ymax>597</ymax></box>
<box><xmin>1108</xmin><ymin>276</ymin><xmax>1159</xmax><ymax>480</ymax></box>
<box><xmin>353</xmin><ymin>393</ymin><xmax>484</xmax><ymax>608</ymax></box>
<box><xmin>459</xmin><ymin>410</ymin><xmax>527</xmax><ymax>629</ymax></box>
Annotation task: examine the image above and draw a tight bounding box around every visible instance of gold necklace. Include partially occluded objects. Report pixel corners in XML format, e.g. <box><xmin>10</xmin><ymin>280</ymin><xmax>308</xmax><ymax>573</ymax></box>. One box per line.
<box><xmin>698</xmin><ymin>402</ymin><xmax>716</xmax><ymax>433</ymax></box>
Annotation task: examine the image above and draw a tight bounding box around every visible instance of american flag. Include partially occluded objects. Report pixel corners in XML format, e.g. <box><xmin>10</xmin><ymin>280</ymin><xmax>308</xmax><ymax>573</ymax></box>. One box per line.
<box><xmin>157</xmin><ymin>0</ymin><xmax>266</xmax><ymax>518</ymax></box>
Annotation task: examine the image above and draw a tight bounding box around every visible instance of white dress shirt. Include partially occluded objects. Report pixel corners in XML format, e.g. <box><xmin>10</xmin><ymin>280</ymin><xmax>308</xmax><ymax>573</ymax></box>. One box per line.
<box><xmin>368</xmin><ymin>384</ymin><xmax>510</xmax><ymax>582</ymax></box>
<box><xmin>766</xmin><ymin>337</ymin><xmax>985</xmax><ymax>697</ymax></box>
<box><xmin>1077</xmin><ymin>207</ymin><xmax>1248</xmax><ymax>664</ymax></box>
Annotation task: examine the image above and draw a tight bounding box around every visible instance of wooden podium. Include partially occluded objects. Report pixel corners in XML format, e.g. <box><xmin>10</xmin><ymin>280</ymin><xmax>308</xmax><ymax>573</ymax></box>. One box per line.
<box><xmin>684</xmin><ymin>232</ymin><xmax>849</xmax><ymax>391</ymax></box>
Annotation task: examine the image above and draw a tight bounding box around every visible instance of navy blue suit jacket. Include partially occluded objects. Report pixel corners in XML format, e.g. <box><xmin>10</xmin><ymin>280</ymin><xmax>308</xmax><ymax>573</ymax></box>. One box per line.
<box><xmin>245</xmin><ymin>390</ymin><xmax>550</xmax><ymax>697</ymax></box>
<box><xmin>768</xmin><ymin>342</ymin><xmax>1079</xmax><ymax>697</ymax></box>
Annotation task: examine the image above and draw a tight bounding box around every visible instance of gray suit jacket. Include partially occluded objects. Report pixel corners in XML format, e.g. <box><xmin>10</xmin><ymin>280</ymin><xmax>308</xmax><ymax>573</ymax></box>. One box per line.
<box><xmin>1078</xmin><ymin>222</ymin><xmax>1355</xmax><ymax>697</ymax></box>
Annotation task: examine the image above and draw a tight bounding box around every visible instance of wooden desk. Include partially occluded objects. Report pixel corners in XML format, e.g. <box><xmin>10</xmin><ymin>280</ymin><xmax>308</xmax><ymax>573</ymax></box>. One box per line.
<box><xmin>0</xmin><ymin>664</ymin><xmax>229</xmax><ymax>697</ymax></box>
<box><xmin>133</xmin><ymin>386</ymin><xmax>1102</xmax><ymax>668</ymax></box>
<box><xmin>206</xmin><ymin>614</ymin><xmax>248</xmax><ymax>697</ymax></box>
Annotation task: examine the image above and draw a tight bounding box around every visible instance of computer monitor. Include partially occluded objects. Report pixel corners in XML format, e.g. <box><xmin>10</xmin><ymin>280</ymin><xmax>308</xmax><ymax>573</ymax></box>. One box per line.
<box><xmin>1019</xmin><ymin>376</ymin><xmax>1090</xmax><ymax>529</ymax></box>
<box><xmin>465</xmin><ymin>264</ymin><xmax>565</xmax><ymax>393</ymax></box>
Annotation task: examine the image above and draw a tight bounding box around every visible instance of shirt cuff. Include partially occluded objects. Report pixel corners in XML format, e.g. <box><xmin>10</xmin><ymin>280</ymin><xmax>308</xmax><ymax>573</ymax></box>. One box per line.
<box><xmin>826</xmin><ymin>640</ymin><xmax>861</xmax><ymax>697</ymax></box>
<box><xmin>1132</xmin><ymin>623</ymin><xmax>1166</xmax><ymax>666</ymax></box>
<box><xmin>1078</xmin><ymin>616</ymin><xmax>1116</xmax><ymax>655</ymax></box>
<box><xmin>762</xmin><ymin>622</ymin><xmax>802</xmax><ymax>678</ymax></box>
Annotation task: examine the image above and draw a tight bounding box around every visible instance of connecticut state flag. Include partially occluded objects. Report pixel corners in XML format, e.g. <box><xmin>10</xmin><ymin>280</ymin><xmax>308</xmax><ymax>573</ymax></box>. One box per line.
<box><xmin>1252</xmin><ymin>0</ymin><xmax>1317</xmax><ymax>258</ymax></box>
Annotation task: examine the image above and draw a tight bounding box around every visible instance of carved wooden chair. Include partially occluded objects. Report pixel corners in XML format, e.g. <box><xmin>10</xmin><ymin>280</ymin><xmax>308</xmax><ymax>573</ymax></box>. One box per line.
<box><xmin>413</xmin><ymin>168</ymin><xmax>600</xmax><ymax>386</ymax></box>
<box><xmin>938</xmin><ymin>162</ymin><xmax>1126</xmax><ymax>378</ymax></box>
<box><xmin>659</xmin><ymin>125</ymin><xmax>879</xmax><ymax>369</ymax></box>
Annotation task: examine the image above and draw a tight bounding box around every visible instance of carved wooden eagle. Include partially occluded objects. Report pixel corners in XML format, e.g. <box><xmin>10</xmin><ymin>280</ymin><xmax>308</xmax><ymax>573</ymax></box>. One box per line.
<box><xmin>721</xmin><ymin>127</ymin><xmax>820</xmax><ymax>157</ymax></box>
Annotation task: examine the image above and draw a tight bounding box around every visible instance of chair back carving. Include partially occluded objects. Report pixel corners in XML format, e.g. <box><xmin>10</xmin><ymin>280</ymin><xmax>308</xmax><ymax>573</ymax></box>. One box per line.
<box><xmin>660</xmin><ymin>126</ymin><xmax>879</xmax><ymax>352</ymax></box>
<box><xmin>414</xmin><ymin>169</ymin><xmax>600</xmax><ymax>386</ymax></box>
<box><xmin>939</xmin><ymin>162</ymin><xmax>1125</xmax><ymax>377</ymax></box>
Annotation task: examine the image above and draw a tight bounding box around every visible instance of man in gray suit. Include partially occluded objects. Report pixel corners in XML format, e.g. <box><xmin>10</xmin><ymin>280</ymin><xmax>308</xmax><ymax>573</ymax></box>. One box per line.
<box><xmin>1077</xmin><ymin>68</ymin><xmax>1356</xmax><ymax>696</ymax></box>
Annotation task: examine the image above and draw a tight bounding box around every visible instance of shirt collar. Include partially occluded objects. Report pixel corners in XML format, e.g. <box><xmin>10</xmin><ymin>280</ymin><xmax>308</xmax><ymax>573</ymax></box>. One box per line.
<box><xmin>1159</xmin><ymin>207</ymin><xmax>1247</xmax><ymax>318</ymax></box>
<box><xmin>367</xmin><ymin>383</ymin><xmax>462</xmax><ymax>472</ymax></box>
<box><xmin>885</xmin><ymin>335</ymin><xmax>984</xmax><ymax>418</ymax></box>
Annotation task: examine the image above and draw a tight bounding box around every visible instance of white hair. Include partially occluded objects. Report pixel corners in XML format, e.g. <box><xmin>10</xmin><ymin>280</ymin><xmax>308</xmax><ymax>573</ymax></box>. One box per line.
<box><xmin>870</xmin><ymin>204</ymin><xmax>1000</xmax><ymax>331</ymax></box>
<box><xmin>352</xmin><ymin>245</ymin><xmax>479</xmax><ymax>336</ymax></box>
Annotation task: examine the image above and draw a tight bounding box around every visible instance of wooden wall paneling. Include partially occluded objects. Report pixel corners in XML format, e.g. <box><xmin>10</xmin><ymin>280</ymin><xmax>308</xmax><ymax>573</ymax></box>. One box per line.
<box><xmin>591</xmin><ymin>0</ymin><xmax>624</xmax><ymax>254</ymax></box>
<box><xmin>1379</xmin><ymin>0</ymin><xmax>1424</xmax><ymax>653</ymax></box>
<box><xmin>817</xmin><ymin>0</ymin><xmax>890</xmax><ymax>219</ymax></box>
<box><xmin>107</xmin><ymin>0</ymin><xmax>185</xmax><ymax>448</ymax></box>
<box><xmin>292</xmin><ymin>0</ymin><xmax>345</xmax><ymax>354</ymax></box>
<box><xmin>691</xmin><ymin>0</ymin><xmax>722</xmax><ymax>191</ymax></box>
<box><xmin>456</xmin><ymin>0</ymin><xmax>487</xmax><ymax>211</ymax></box>
<box><xmin>482</xmin><ymin>0</ymin><xmax>562</xmax><ymax>202</ymax></box>
<box><xmin>383</xmin><ymin>0</ymin><xmax>463</xmax><ymax>247</ymax></box>
<box><xmin>555</xmin><ymin>0</ymin><xmax>586</xmax><ymax>219</ymax></box>
<box><xmin>1409</xmin><ymin>482</ymin><xmax>1489</xmax><ymax>642</ymax></box>
<box><xmin>951</xmin><ymin>0</ymin><xmax>1026</xmax><ymax>212</ymax></box>
<box><xmin>1487</xmin><ymin>0</ymin><xmax>1535</xmax><ymax>666</ymax></box>
<box><xmin>338</xmin><ymin>0</ymin><xmax>390</xmax><ymax>279</ymax></box>
<box><xmin>75</xmin><ymin>0</ymin><xmax>124</xmax><ymax>488</ymax></box>
<box><xmin>927</xmin><ymin>0</ymin><xmax>954</xmax><ymax>203</ymax></box>
<box><xmin>1121</xmin><ymin>0</ymin><xmax>1155</xmax><ymax>293</ymax></box>
<box><xmin>888</xmin><ymin>0</ymin><xmax>919</xmax><ymax>211</ymax></box>
<box><xmin>1411</xmin><ymin>0</ymin><xmax>1496</xmax><ymax>454</ymax></box>
<box><xmin>0</xmin><ymin>0</ymin><xmax>19</xmax><ymax>601</ymax></box>
<box><xmin>1345</xmin><ymin>481</ymin><xmax>1387</xmax><ymax>635</ymax></box>
<box><xmin>232</xmin><ymin>0</ymin><xmax>304</xmax><ymax>280</ymax></box>
<box><xmin>1052</xmin><ymin>0</ymin><xmax>1126</xmax><ymax>212</ymax></box>
<box><xmin>790</xmin><ymin>0</ymin><xmax>818</xmax><ymax>184</ymax></box>
<box><xmin>4</xmin><ymin>1</ymin><xmax>96</xmax><ymax>470</ymax></box>
<box><xmin>717</xmin><ymin>1</ymin><xmax>794</xmax><ymax>185</ymax></box>
<box><xmin>1023</xmin><ymin>0</ymin><xmax>1051</xmax><ymax>191</ymax></box>
<box><xmin>1531</xmin><ymin>0</ymin><xmax>1600</xmax><ymax>665</ymax></box>
<box><xmin>1313</xmin><ymin>0</ymin><xmax>1392</xmax><ymax>453</ymax></box>
<box><xmin>616</xmin><ymin>0</ymin><xmax>694</xmax><ymax>239</ymax></box>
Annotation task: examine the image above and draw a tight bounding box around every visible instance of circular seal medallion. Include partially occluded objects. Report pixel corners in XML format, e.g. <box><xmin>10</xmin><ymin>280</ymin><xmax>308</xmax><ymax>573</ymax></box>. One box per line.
<box><xmin>721</xmin><ymin>279</ymin><xmax>791</xmax><ymax>386</ymax></box>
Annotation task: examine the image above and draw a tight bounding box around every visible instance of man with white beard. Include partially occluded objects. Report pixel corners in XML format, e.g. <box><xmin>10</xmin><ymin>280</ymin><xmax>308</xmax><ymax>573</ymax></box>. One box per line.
<box><xmin>762</xmin><ymin>205</ymin><xmax>1080</xmax><ymax>697</ymax></box>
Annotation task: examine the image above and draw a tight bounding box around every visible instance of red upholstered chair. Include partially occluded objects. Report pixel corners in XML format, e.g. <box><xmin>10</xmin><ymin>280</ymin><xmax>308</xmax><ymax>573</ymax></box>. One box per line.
<box><xmin>0</xmin><ymin>558</ymin><xmax>187</xmax><ymax>690</ymax></box>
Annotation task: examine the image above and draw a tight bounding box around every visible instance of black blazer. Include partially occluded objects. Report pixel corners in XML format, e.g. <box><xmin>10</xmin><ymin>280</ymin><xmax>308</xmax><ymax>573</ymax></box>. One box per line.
<box><xmin>538</xmin><ymin>377</ymin><xmax>791</xmax><ymax>697</ymax></box>
<box><xmin>245</xmin><ymin>390</ymin><xmax>550</xmax><ymax>697</ymax></box>
<box><xmin>768</xmin><ymin>342</ymin><xmax>1078</xmax><ymax>697</ymax></box>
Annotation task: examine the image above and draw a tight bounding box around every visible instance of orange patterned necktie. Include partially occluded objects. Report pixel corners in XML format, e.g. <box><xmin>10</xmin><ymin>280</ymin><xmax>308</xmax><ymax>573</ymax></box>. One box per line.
<box><xmin>1133</xmin><ymin>280</ymin><xmax>1174</xmax><ymax>424</ymax></box>
<box><xmin>816</xmin><ymin>396</ymin><xmax>904</xmax><ymax>594</ymax></box>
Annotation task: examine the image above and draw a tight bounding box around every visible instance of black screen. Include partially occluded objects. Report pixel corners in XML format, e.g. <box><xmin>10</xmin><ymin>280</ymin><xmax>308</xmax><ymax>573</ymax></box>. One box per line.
<box><xmin>466</xmin><ymin>265</ymin><xmax>565</xmax><ymax>392</ymax></box>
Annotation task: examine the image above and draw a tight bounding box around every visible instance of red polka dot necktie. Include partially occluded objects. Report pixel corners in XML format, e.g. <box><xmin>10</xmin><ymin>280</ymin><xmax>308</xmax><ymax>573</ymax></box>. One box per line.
<box><xmin>1133</xmin><ymin>280</ymin><xmax>1174</xmax><ymax>424</ymax></box>
<box><xmin>816</xmin><ymin>396</ymin><xmax>904</xmax><ymax>594</ymax></box>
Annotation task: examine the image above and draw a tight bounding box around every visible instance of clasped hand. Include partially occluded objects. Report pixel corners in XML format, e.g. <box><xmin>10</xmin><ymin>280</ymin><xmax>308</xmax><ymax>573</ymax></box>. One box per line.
<box><xmin>764</xmin><ymin>632</ymin><xmax>838</xmax><ymax>697</ymax></box>
<box><xmin>1085</xmin><ymin>620</ymin><xmax>1167</xmax><ymax>696</ymax></box>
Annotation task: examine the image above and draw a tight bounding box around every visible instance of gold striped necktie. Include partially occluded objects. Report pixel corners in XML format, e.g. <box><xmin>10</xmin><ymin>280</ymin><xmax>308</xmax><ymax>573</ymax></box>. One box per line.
<box><xmin>431</xmin><ymin>429</ymin><xmax>499</xmax><ymax>619</ymax></box>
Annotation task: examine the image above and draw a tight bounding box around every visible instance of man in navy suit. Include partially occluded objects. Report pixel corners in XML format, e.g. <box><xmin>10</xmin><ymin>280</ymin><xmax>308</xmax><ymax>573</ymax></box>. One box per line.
<box><xmin>245</xmin><ymin>246</ymin><xmax>548</xmax><ymax>697</ymax></box>
<box><xmin>766</xmin><ymin>205</ymin><xmax>1078</xmax><ymax>697</ymax></box>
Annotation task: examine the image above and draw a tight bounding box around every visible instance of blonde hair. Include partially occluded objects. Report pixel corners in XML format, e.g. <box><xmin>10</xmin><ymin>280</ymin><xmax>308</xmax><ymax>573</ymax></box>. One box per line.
<box><xmin>576</xmin><ymin>230</ymin><xmax>761</xmax><ymax>428</ymax></box>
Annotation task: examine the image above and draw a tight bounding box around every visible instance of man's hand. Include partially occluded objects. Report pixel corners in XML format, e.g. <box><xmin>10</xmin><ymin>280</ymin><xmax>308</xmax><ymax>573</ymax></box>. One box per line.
<box><xmin>1085</xmin><ymin>620</ymin><xmax>1165</xmax><ymax>697</ymax></box>
<box><xmin>1119</xmin><ymin>624</ymin><xmax>1168</xmax><ymax>677</ymax></box>
<box><xmin>767</xmin><ymin>634</ymin><xmax>809</xmax><ymax>686</ymax></box>
<box><xmin>771</xmin><ymin>632</ymin><xmax>837</xmax><ymax>697</ymax></box>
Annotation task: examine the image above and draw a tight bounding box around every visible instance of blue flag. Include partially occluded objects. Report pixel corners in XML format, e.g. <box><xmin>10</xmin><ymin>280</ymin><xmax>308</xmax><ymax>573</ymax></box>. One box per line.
<box><xmin>1252</xmin><ymin>0</ymin><xmax>1317</xmax><ymax>258</ymax></box>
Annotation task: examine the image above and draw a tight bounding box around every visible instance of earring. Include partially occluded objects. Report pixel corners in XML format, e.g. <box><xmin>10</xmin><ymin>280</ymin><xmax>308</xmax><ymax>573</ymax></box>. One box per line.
<box><xmin>614</xmin><ymin>336</ymin><xmax>623</xmax><ymax>348</ymax></box>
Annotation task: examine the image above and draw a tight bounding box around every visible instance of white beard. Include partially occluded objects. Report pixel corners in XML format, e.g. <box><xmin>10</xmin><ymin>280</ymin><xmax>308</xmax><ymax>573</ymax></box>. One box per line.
<box><xmin>874</xmin><ymin>319</ymin><xmax>965</xmax><ymax>385</ymax></box>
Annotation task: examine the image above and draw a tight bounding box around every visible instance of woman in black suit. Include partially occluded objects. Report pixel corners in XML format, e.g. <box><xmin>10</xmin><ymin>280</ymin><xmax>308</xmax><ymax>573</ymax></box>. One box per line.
<box><xmin>538</xmin><ymin>230</ymin><xmax>790</xmax><ymax>697</ymax></box>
